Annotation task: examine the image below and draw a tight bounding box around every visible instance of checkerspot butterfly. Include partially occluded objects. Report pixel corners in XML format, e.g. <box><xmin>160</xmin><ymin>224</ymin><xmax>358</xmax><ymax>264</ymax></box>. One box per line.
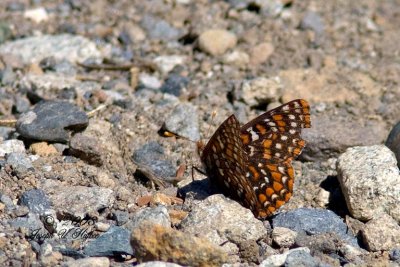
<box><xmin>198</xmin><ymin>99</ymin><xmax>311</xmax><ymax>218</ymax></box>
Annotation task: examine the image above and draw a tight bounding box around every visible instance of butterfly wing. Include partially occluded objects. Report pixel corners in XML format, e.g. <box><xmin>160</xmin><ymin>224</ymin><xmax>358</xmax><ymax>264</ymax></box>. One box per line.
<box><xmin>200</xmin><ymin>115</ymin><xmax>260</xmax><ymax>213</ymax></box>
<box><xmin>239</xmin><ymin>99</ymin><xmax>311</xmax><ymax>217</ymax></box>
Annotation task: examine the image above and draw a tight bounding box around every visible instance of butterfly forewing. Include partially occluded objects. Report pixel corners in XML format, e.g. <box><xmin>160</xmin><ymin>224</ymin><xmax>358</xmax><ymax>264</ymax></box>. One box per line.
<box><xmin>200</xmin><ymin>99</ymin><xmax>311</xmax><ymax>218</ymax></box>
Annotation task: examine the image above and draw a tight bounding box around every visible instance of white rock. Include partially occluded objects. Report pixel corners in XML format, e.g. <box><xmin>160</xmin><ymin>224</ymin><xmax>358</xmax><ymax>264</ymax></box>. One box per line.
<box><xmin>337</xmin><ymin>145</ymin><xmax>400</xmax><ymax>222</ymax></box>
<box><xmin>139</xmin><ymin>73</ymin><xmax>162</xmax><ymax>90</ymax></box>
<box><xmin>154</xmin><ymin>55</ymin><xmax>186</xmax><ymax>74</ymax></box>
<box><xmin>0</xmin><ymin>140</ymin><xmax>26</xmax><ymax>157</ymax></box>
<box><xmin>362</xmin><ymin>213</ymin><xmax>400</xmax><ymax>251</ymax></box>
<box><xmin>272</xmin><ymin>227</ymin><xmax>297</xmax><ymax>247</ymax></box>
<box><xmin>24</xmin><ymin>7</ymin><xmax>49</xmax><ymax>23</ymax></box>
<box><xmin>260</xmin><ymin>247</ymin><xmax>310</xmax><ymax>267</ymax></box>
<box><xmin>240</xmin><ymin>77</ymin><xmax>282</xmax><ymax>106</ymax></box>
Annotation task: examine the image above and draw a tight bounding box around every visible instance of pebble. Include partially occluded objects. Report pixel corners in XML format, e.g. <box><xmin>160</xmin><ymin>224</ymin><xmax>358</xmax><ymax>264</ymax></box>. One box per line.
<box><xmin>272</xmin><ymin>227</ymin><xmax>297</xmax><ymax>247</ymax></box>
<box><xmin>0</xmin><ymin>22</ymin><xmax>12</xmax><ymax>44</ymax></box>
<box><xmin>19</xmin><ymin>189</ymin><xmax>52</xmax><ymax>215</ymax></box>
<box><xmin>250</xmin><ymin>42</ymin><xmax>274</xmax><ymax>65</ymax></box>
<box><xmin>29</xmin><ymin>142</ymin><xmax>59</xmax><ymax>156</ymax></box>
<box><xmin>0</xmin><ymin>34</ymin><xmax>101</xmax><ymax>64</ymax></box>
<box><xmin>198</xmin><ymin>29</ymin><xmax>237</xmax><ymax>56</ymax></box>
<box><xmin>239</xmin><ymin>77</ymin><xmax>282</xmax><ymax>106</ymax></box>
<box><xmin>126</xmin><ymin>206</ymin><xmax>171</xmax><ymax>231</ymax></box>
<box><xmin>284</xmin><ymin>249</ymin><xmax>319</xmax><ymax>267</ymax></box>
<box><xmin>222</xmin><ymin>50</ymin><xmax>250</xmax><ymax>68</ymax></box>
<box><xmin>136</xmin><ymin>262</ymin><xmax>183</xmax><ymax>267</ymax></box>
<box><xmin>132</xmin><ymin>142</ymin><xmax>176</xmax><ymax>178</ymax></box>
<box><xmin>69</xmin><ymin>133</ymin><xmax>103</xmax><ymax>166</ymax></box>
<box><xmin>6</xmin><ymin>152</ymin><xmax>34</xmax><ymax>178</ymax></box>
<box><xmin>16</xmin><ymin>101</ymin><xmax>88</xmax><ymax>143</ymax></box>
<box><xmin>260</xmin><ymin>247</ymin><xmax>311</xmax><ymax>267</ymax></box>
<box><xmin>300</xmin><ymin>11</ymin><xmax>325</xmax><ymax>35</ymax></box>
<box><xmin>160</xmin><ymin>73</ymin><xmax>189</xmax><ymax>96</ymax></box>
<box><xmin>0</xmin><ymin>140</ymin><xmax>26</xmax><ymax>157</ymax></box>
<box><xmin>141</xmin><ymin>15</ymin><xmax>181</xmax><ymax>41</ymax></box>
<box><xmin>163</xmin><ymin>103</ymin><xmax>200</xmax><ymax>141</ymax></box>
<box><xmin>139</xmin><ymin>73</ymin><xmax>162</xmax><ymax>90</ymax></box>
<box><xmin>131</xmin><ymin>222</ymin><xmax>227</xmax><ymax>266</ymax></box>
<box><xmin>24</xmin><ymin>7</ymin><xmax>49</xmax><ymax>23</ymax></box>
<box><xmin>83</xmin><ymin>226</ymin><xmax>133</xmax><ymax>257</ymax></box>
<box><xmin>337</xmin><ymin>145</ymin><xmax>400</xmax><ymax>222</ymax></box>
<box><xmin>112</xmin><ymin>210</ymin><xmax>129</xmax><ymax>226</ymax></box>
<box><xmin>154</xmin><ymin>55</ymin><xmax>186</xmax><ymax>75</ymax></box>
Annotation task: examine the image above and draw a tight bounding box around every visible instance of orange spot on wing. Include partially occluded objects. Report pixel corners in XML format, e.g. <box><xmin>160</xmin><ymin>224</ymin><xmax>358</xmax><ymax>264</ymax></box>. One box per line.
<box><xmin>277</xmin><ymin>121</ymin><xmax>286</xmax><ymax>127</ymax></box>
<box><xmin>284</xmin><ymin>192</ymin><xmax>292</xmax><ymax>201</ymax></box>
<box><xmin>273</xmin><ymin>115</ymin><xmax>283</xmax><ymax>120</ymax></box>
<box><xmin>240</xmin><ymin>133</ymin><xmax>250</xmax><ymax>145</ymax></box>
<box><xmin>275</xmin><ymin>200</ymin><xmax>285</xmax><ymax>209</ymax></box>
<box><xmin>266</xmin><ymin>187</ymin><xmax>274</xmax><ymax>197</ymax></box>
<box><xmin>263</xmin><ymin>139</ymin><xmax>272</xmax><ymax>148</ymax></box>
<box><xmin>248</xmin><ymin>165</ymin><xmax>260</xmax><ymax>180</ymax></box>
<box><xmin>271</xmin><ymin>171</ymin><xmax>282</xmax><ymax>182</ymax></box>
<box><xmin>256</xmin><ymin>124</ymin><xmax>267</xmax><ymax>134</ymax></box>
<box><xmin>258</xmin><ymin>194</ymin><xmax>267</xmax><ymax>203</ymax></box>
<box><xmin>273</xmin><ymin>181</ymin><xmax>283</xmax><ymax>192</ymax></box>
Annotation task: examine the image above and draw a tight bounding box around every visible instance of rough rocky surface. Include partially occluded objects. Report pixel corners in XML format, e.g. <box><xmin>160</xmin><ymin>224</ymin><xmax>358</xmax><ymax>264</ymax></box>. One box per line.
<box><xmin>0</xmin><ymin>0</ymin><xmax>399</xmax><ymax>266</ymax></box>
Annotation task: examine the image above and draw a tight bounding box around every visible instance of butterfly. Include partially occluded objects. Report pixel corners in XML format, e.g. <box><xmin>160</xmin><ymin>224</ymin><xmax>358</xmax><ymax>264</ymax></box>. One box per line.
<box><xmin>198</xmin><ymin>99</ymin><xmax>311</xmax><ymax>218</ymax></box>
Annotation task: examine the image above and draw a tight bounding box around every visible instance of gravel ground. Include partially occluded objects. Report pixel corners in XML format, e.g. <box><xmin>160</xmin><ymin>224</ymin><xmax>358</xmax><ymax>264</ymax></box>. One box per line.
<box><xmin>0</xmin><ymin>0</ymin><xmax>400</xmax><ymax>266</ymax></box>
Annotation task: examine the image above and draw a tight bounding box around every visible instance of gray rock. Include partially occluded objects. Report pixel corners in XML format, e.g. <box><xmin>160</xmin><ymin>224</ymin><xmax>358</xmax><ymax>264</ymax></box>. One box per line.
<box><xmin>83</xmin><ymin>226</ymin><xmax>134</xmax><ymax>256</ymax></box>
<box><xmin>41</xmin><ymin>180</ymin><xmax>115</xmax><ymax>219</ymax></box>
<box><xmin>126</xmin><ymin>206</ymin><xmax>171</xmax><ymax>231</ymax></box>
<box><xmin>389</xmin><ymin>248</ymin><xmax>400</xmax><ymax>262</ymax></box>
<box><xmin>337</xmin><ymin>145</ymin><xmax>400</xmax><ymax>222</ymax></box>
<box><xmin>154</xmin><ymin>55</ymin><xmax>186</xmax><ymax>75</ymax></box>
<box><xmin>160</xmin><ymin>74</ymin><xmax>189</xmax><ymax>97</ymax></box>
<box><xmin>272</xmin><ymin>208</ymin><xmax>358</xmax><ymax>246</ymax></box>
<box><xmin>132</xmin><ymin>142</ymin><xmax>176</xmax><ymax>178</ymax></box>
<box><xmin>361</xmin><ymin>213</ymin><xmax>400</xmax><ymax>251</ymax></box>
<box><xmin>300</xmin><ymin>11</ymin><xmax>325</xmax><ymax>34</ymax></box>
<box><xmin>13</xmin><ymin>97</ymin><xmax>31</xmax><ymax>114</ymax></box>
<box><xmin>0</xmin><ymin>193</ymin><xmax>15</xmax><ymax>210</ymax></box>
<box><xmin>16</xmin><ymin>101</ymin><xmax>89</xmax><ymax>143</ymax></box>
<box><xmin>0</xmin><ymin>34</ymin><xmax>101</xmax><ymax>64</ymax></box>
<box><xmin>284</xmin><ymin>249</ymin><xmax>319</xmax><ymax>267</ymax></box>
<box><xmin>19</xmin><ymin>189</ymin><xmax>52</xmax><ymax>215</ymax></box>
<box><xmin>1</xmin><ymin>66</ymin><xmax>15</xmax><ymax>85</ymax></box>
<box><xmin>0</xmin><ymin>22</ymin><xmax>12</xmax><ymax>44</ymax></box>
<box><xmin>0</xmin><ymin>139</ymin><xmax>26</xmax><ymax>157</ymax></box>
<box><xmin>6</xmin><ymin>152</ymin><xmax>34</xmax><ymax>178</ymax></box>
<box><xmin>9</xmin><ymin>212</ymin><xmax>44</xmax><ymax>233</ymax></box>
<box><xmin>139</xmin><ymin>73</ymin><xmax>162</xmax><ymax>90</ymax></box>
<box><xmin>141</xmin><ymin>15</ymin><xmax>181</xmax><ymax>41</ymax></box>
<box><xmin>260</xmin><ymin>247</ymin><xmax>311</xmax><ymax>267</ymax></box>
<box><xmin>62</xmin><ymin>257</ymin><xmax>110</xmax><ymax>267</ymax></box>
<box><xmin>0</xmin><ymin>126</ymin><xmax>13</xmax><ymax>140</ymax></box>
<box><xmin>163</xmin><ymin>103</ymin><xmax>200</xmax><ymax>141</ymax></box>
<box><xmin>180</xmin><ymin>194</ymin><xmax>267</xmax><ymax>258</ymax></box>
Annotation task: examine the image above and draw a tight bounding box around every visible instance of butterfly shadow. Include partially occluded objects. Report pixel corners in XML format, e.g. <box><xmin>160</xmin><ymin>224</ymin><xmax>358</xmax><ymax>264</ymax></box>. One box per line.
<box><xmin>177</xmin><ymin>177</ymin><xmax>223</xmax><ymax>202</ymax></box>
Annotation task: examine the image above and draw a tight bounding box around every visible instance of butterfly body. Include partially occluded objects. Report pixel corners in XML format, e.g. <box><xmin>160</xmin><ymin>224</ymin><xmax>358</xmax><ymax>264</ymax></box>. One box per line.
<box><xmin>199</xmin><ymin>99</ymin><xmax>311</xmax><ymax>218</ymax></box>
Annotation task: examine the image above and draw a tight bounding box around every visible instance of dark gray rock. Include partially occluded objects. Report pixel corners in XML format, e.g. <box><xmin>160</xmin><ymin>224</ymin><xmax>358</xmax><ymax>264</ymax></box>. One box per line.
<box><xmin>284</xmin><ymin>249</ymin><xmax>319</xmax><ymax>267</ymax></box>
<box><xmin>9</xmin><ymin>212</ymin><xmax>44</xmax><ymax>233</ymax></box>
<box><xmin>386</xmin><ymin>121</ymin><xmax>400</xmax><ymax>168</ymax></box>
<box><xmin>300</xmin><ymin>11</ymin><xmax>325</xmax><ymax>34</ymax></box>
<box><xmin>272</xmin><ymin>208</ymin><xmax>358</xmax><ymax>247</ymax></box>
<box><xmin>12</xmin><ymin>97</ymin><xmax>31</xmax><ymax>114</ymax></box>
<box><xmin>16</xmin><ymin>100</ymin><xmax>88</xmax><ymax>143</ymax></box>
<box><xmin>160</xmin><ymin>74</ymin><xmax>189</xmax><ymax>97</ymax></box>
<box><xmin>0</xmin><ymin>193</ymin><xmax>15</xmax><ymax>210</ymax></box>
<box><xmin>132</xmin><ymin>142</ymin><xmax>175</xmax><ymax>178</ymax></box>
<box><xmin>6</xmin><ymin>152</ymin><xmax>34</xmax><ymax>178</ymax></box>
<box><xmin>19</xmin><ymin>189</ymin><xmax>52</xmax><ymax>215</ymax></box>
<box><xmin>163</xmin><ymin>103</ymin><xmax>200</xmax><ymax>141</ymax></box>
<box><xmin>83</xmin><ymin>226</ymin><xmax>134</xmax><ymax>256</ymax></box>
<box><xmin>141</xmin><ymin>15</ymin><xmax>181</xmax><ymax>41</ymax></box>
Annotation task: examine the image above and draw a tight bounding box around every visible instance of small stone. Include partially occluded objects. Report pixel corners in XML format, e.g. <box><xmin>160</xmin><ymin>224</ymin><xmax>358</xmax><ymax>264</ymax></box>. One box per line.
<box><xmin>24</xmin><ymin>7</ymin><xmax>49</xmax><ymax>23</ymax></box>
<box><xmin>160</xmin><ymin>74</ymin><xmax>189</xmax><ymax>97</ymax></box>
<box><xmin>163</xmin><ymin>103</ymin><xmax>200</xmax><ymax>141</ymax></box>
<box><xmin>154</xmin><ymin>55</ymin><xmax>186</xmax><ymax>75</ymax></box>
<box><xmin>132</xmin><ymin>142</ymin><xmax>176</xmax><ymax>178</ymax></box>
<box><xmin>30</xmin><ymin>142</ymin><xmax>59</xmax><ymax>156</ymax></box>
<box><xmin>95</xmin><ymin>222</ymin><xmax>111</xmax><ymax>232</ymax></box>
<box><xmin>284</xmin><ymin>249</ymin><xmax>319</xmax><ymax>267</ymax></box>
<box><xmin>222</xmin><ymin>50</ymin><xmax>250</xmax><ymax>67</ymax></box>
<box><xmin>239</xmin><ymin>77</ymin><xmax>282</xmax><ymax>107</ymax></box>
<box><xmin>136</xmin><ymin>262</ymin><xmax>183</xmax><ymax>267</ymax></box>
<box><xmin>0</xmin><ymin>22</ymin><xmax>12</xmax><ymax>44</ymax></box>
<box><xmin>0</xmin><ymin>140</ymin><xmax>26</xmax><ymax>157</ymax></box>
<box><xmin>260</xmin><ymin>247</ymin><xmax>311</xmax><ymax>267</ymax></box>
<box><xmin>389</xmin><ymin>248</ymin><xmax>400</xmax><ymax>262</ymax></box>
<box><xmin>13</xmin><ymin>205</ymin><xmax>29</xmax><ymax>217</ymax></box>
<box><xmin>300</xmin><ymin>11</ymin><xmax>325</xmax><ymax>34</ymax></box>
<box><xmin>126</xmin><ymin>206</ymin><xmax>171</xmax><ymax>231</ymax></box>
<box><xmin>337</xmin><ymin>145</ymin><xmax>400</xmax><ymax>222</ymax></box>
<box><xmin>16</xmin><ymin>101</ymin><xmax>89</xmax><ymax>143</ymax></box>
<box><xmin>141</xmin><ymin>15</ymin><xmax>181</xmax><ymax>41</ymax></box>
<box><xmin>113</xmin><ymin>210</ymin><xmax>129</xmax><ymax>226</ymax></box>
<box><xmin>386</xmin><ymin>121</ymin><xmax>400</xmax><ymax>168</ymax></box>
<box><xmin>139</xmin><ymin>73</ymin><xmax>162</xmax><ymax>90</ymax></box>
<box><xmin>63</xmin><ymin>257</ymin><xmax>110</xmax><ymax>267</ymax></box>
<box><xmin>250</xmin><ymin>42</ymin><xmax>274</xmax><ymax>65</ymax></box>
<box><xmin>1</xmin><ymin>66</ymin><xmax>16</xmax><ymax>85</ymax></box>
<box><xmin>83</xmin><ymin>226</ymin><xmax>134</xmax><ymax>257</ymax></box>
<box><xmin>94</xmin><ymin>171</ymin><xmax>115</xmax><ymax>188</ymax></box>
<box><xmin>361</xmin><ymin>213</ymin><xmax>400</xmax><ymax>251</ymax></box>
<box><xmin>19</xmin><ymin>189</ymin><xmax>52</xmax><ymax>215</ymax></box>
<box><xmin>198</xmin><ymin>29</ymin><xmax>237</xmax><ymax>56</ymax></box>
<box><xmin>6</xmin><ymin>152</ymin><xmax>34</xmax><ymax>178</ymax></box>
<box><xmin>131</xmin><ymin>222</ymin><xmax>227</xmax><ymax>266</ymax></box>
<box><xmin>272</xmin><ymin>227</ymin><xmax>297</xmax><ymax>247</ymax></box>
